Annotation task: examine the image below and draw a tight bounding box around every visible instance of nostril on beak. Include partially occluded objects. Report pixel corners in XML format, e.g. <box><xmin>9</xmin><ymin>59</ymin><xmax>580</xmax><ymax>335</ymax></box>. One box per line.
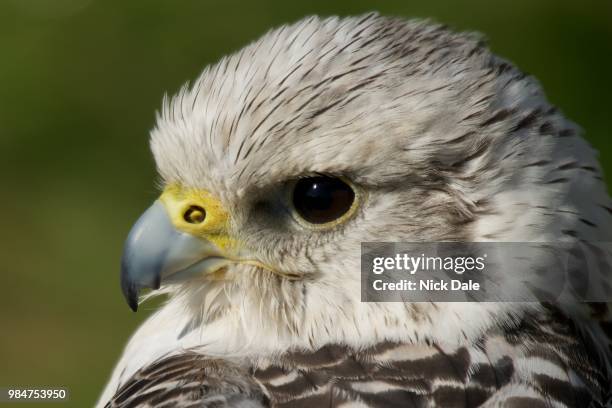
<box><xmin>183</xmin><ymin>205</ymin><xmax>206</xmax><ymax>224</ymax></box>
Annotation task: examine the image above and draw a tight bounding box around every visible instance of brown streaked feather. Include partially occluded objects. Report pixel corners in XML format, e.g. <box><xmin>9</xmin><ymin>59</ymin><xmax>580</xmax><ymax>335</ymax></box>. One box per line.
<box><xmin>107</xmin><ymin>307</ymin><xmax>610</xmax><ymax>407</ymax></box>
<box><xmin>105</xmin><ymin>355</ymin><xmax>268</xmax><ymax>408</ymax></box>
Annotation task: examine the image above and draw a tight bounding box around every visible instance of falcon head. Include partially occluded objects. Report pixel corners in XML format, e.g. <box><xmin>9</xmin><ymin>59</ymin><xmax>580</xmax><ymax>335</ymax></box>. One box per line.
<box><xmin>120</xmin><ymin>13</ymin><xmax>610</xmax><ymax>350</ymax></box>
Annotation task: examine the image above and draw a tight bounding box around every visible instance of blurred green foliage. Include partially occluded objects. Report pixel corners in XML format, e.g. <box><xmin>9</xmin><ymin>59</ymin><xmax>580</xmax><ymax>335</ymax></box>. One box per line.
<box><xmin>0</xmin><ymin>0</ymin><xmax>610</xmax><ymax>406</ymax></box>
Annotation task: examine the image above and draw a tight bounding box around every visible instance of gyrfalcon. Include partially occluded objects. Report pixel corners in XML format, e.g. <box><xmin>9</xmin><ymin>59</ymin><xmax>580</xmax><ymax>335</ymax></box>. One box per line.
<box><xmin>98</xmin><ymin>13</ymin><xmax>612</xmax><ymax>407</ymax></box>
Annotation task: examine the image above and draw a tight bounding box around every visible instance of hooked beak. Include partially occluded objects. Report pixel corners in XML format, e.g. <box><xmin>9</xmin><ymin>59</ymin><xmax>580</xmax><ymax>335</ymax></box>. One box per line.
<box><xmin>120</xmin><ymin>200</ymin><xmax>232</xmax><ymax>311</ymax></box>
<box><xmin>121</xmin><ymin>184</ymin><xmax>248</xmax><ymax>311</ymax></box>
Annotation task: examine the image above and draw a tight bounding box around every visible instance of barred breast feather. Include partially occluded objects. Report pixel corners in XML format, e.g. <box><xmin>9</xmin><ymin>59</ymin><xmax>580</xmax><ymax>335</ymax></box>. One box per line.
<box><xmin>106</xmin><ymin>306</ymin><xmax>610</xmax><ymax>407</ymax></box>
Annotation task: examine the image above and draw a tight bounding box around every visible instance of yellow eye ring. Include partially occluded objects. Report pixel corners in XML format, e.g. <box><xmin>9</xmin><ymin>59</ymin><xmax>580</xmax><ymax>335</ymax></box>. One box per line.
<box><xmin>289</xmin><ymin>175</ymin><xmax>361</xmax><ymax>230</ymax></box>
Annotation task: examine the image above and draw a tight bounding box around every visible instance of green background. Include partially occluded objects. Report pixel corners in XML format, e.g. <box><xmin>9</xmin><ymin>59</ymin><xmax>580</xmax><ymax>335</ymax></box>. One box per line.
<box><xmin>0</xmin><ymin>0</ymin><xmax>610</xmax><ymax>406</ymax></box>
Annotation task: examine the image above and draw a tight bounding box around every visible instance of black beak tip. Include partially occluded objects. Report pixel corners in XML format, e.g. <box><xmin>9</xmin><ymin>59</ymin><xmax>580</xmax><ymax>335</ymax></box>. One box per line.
<box><xmin>153</xmin><ymin>274</ymin><xmax>161</xmax><ymax>290</ymax></box>
<box><xmin>121</xmin><ymin>260</ymin><xmax>140</xmax><ymax>312</ymax></box>
<box><xmin>121</xmin><ymin>261</ymin><xmax>163</xmax><ymax>312</ymax></box>
<box><xmin>122</xmin><ymin>279</ymin><xmax>140</xmax><ymax>312</ymax></box>
<box><xmin>126</xmin><ymin>287</ymin><xmax>139</xmax><ymax>312</ymax></box>
<box><xmin>119</xmin><ymin>200</ymin><xmax>168</xmax><ymax>312</ymax></box>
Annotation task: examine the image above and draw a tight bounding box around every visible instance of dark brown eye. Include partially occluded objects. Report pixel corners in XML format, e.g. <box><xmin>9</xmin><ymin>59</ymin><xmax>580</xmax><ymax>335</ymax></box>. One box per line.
<box><xmin>292</xmin><ymin>176</ymin><xmax>355</xmax><ymax>224</ymax></box>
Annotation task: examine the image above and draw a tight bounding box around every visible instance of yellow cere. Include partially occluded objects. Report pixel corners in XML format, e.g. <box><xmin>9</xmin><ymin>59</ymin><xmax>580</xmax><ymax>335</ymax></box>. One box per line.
<box><xmin>159</xmin><ymin>184</ymin><xmax>236</xmax><ymax>251</ymax></box>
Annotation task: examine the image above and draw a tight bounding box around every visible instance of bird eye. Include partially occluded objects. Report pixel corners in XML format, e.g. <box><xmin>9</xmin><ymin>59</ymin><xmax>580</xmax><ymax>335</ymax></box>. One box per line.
<box><xmin>292</xmin><ymin>176</ymin><xmax>356</xmax><ymax>225</ymax></box>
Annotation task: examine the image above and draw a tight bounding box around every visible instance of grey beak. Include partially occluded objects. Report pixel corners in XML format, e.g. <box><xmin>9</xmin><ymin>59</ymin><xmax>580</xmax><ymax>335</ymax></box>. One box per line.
<box><xmin>120</xmin><ymin>201</ymin><xmax>228</xmax><ymax>311</ymax></box>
